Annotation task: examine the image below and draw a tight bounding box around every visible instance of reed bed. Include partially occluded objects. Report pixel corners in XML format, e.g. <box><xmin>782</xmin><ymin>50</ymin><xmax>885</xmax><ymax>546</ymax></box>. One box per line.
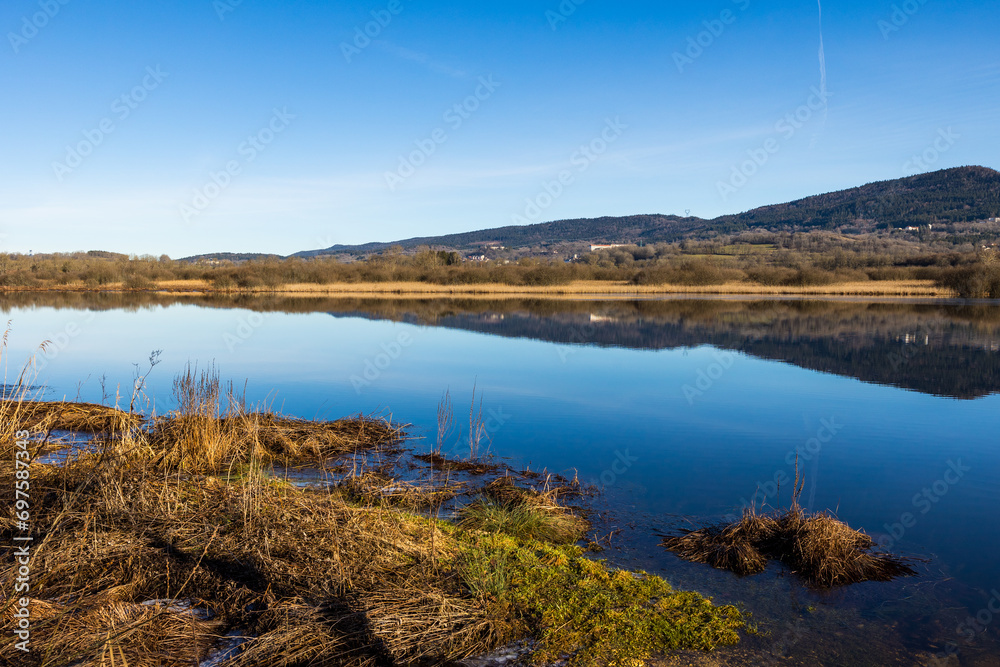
<box><xmin>148</xmin><ymin>411</ymin><xmax>402</xmax><ymax>472</ymax></box>
<box><xmin>0</xmin><ymin>400</ymin><xmax>143</xmax><ymax>434</ymax></box>
<box><xmin>0</xmin><ymin>403</ymin><xmax>747</xmax><ymax>665</ymax></box>
<box><xmin>0</xmin><ymin>449</ymin><xmax>505</xmax><ymax>666</ymax></box>
<box><xmin>662</xmin><ymin>506</ymin><xmax>916</xmax><ymax>588</ymax></box>
<box><xmin>0</xmin><ymin>351</ymin><xmax>746</xmax><ymax>665</ymax></box>
<box><xmin>163</xmin><ymin>278</ymin><xmax>951</xmax><ymax>297</ymax></box>
<box><xmin>459</xmin><ymin>476</ymin><xmax>589</xmax><ymax>545</ymax></box>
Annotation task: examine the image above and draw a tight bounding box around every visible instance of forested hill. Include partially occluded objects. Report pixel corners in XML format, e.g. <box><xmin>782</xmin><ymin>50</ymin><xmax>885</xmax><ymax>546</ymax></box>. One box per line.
<box><xmin>294</xmin><ymin>214</ymin><xmax>697</xmax><ymax>257</ymax></box>
<box><xmin>294</xmin><ymin>166</ymin><xmax>1000</xmax><ymax>257</ymax></box>
<box><xmin>713</xmin><ymin>165</ymin><xmax>1000</xmax><ymax>233</ymax></box>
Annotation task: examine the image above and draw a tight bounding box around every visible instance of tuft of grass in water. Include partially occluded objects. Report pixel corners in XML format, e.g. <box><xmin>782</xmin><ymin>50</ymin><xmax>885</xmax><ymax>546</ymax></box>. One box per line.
<box><xmin>662</xmin><ymin>470</ymin><xmax>917</xmax><ymax>587</ymax></box>
<box><xmin>455</xmin><ymin>532</ymin><xmax>745</xmax><ymax>666</ymax></box>
<box><xmin>458</xmin><ymin>496</ymin><xmax>587</xmax><ymax>545</ymax></box>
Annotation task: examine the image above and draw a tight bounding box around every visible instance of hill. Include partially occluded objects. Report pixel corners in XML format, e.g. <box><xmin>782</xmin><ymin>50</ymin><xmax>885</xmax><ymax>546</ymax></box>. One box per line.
<box><xmin>292</xmin><ymin>166</ymin><xmax>1000</xmax><ymax>257</ymax></box>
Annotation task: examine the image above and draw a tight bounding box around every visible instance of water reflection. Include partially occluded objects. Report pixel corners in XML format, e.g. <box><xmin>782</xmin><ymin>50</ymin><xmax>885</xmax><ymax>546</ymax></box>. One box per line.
<box><xmin>4</xmin><ymin>292</ymin><xmax>997</xmax><ymax>399</ymax></box>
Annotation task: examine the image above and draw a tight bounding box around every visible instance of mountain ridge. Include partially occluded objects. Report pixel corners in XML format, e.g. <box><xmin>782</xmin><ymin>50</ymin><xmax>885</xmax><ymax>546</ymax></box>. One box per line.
<box><xmin>183</xmin><ymin>166</ymin><xmax>1000</xmax><ymax>261</ymax></box>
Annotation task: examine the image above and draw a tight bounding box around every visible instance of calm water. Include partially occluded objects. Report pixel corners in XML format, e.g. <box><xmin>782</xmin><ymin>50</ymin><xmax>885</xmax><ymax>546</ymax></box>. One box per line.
<box><xmin>4</xmin><ymin>293</ymin><xmax>999</xmax><ymax>665</ymax></box>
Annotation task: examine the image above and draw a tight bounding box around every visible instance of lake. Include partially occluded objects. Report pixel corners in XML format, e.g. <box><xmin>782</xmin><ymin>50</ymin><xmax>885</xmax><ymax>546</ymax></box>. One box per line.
<box><xmin>3</xmin><ymin>292</ymin><xmax>999</xmax><ymax>666</ymax></box>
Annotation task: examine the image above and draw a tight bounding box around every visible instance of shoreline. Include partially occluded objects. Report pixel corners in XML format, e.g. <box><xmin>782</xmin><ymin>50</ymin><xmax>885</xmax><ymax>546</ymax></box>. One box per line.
<box><xmin>0</xmin><ymin>278</ymin><xmax>955</xmax><ymax>298</ymax></box>
<box><xmin>2</xmin><ymin>395</ymin><xmax>747</xmax><ymax>666</ymax></box>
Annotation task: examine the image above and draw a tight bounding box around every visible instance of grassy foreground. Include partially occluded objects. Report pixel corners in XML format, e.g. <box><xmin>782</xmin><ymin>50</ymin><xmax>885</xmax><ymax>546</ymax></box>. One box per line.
<box><xmin>0</xmin><ymin>377</ymin><xmax>746</xmax><ymax>666</ymax></box>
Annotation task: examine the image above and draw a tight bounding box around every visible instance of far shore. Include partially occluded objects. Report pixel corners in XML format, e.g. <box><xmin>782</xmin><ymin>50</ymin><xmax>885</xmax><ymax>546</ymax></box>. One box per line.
<box><xmin>0</xmin><ymin>278</ymin><xmax>956</xmax><ymax>298</ymax></box>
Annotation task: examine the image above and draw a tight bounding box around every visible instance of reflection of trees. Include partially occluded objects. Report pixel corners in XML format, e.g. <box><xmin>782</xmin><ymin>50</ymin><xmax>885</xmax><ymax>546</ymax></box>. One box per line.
<box><xmin>2</xmin><ymin>293</ymin><xmax>998</xmax><ymax>399</ymax></box>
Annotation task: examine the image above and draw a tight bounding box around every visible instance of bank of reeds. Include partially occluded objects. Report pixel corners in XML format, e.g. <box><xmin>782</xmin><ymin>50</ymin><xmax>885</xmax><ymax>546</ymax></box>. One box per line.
<box><xmin>0</xmin><ymin>357</ymin><xmax>747</xmax><ymax>666</ymax></box>
<box><xmin>0</xmin><ymin>400</ymin><xmax>142</xmax><ymax>435</ymax></box>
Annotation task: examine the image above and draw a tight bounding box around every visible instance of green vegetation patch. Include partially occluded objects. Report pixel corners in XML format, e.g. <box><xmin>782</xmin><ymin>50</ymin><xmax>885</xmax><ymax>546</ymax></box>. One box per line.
<box><xmin>455</xmin><ymin>531</ymin><xmax>745</xmax><ymax>666</ymax></box>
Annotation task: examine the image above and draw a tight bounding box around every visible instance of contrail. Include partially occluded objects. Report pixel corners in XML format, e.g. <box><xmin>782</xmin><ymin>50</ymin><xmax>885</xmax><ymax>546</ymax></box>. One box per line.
<box><xmin>811</xmin><ymin>0</ymin><xmax>829</xmax><ymax>147</ymax></box>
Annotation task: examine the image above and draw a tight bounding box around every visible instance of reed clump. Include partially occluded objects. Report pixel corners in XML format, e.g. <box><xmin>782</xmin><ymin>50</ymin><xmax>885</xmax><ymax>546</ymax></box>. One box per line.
<box><xmin>142</xmin><ymin>365</ymin><xmax>403</xmax><ymax>473</ymax></box>
<box><xmin>0</xmin><ymin>399</ymin><xmax>142</xmax><ymax>435</ymax></box>
<box><xmin>662</xmin><ymin>505</ymin><xmax>916</xmax><ymax>587</ymax></box>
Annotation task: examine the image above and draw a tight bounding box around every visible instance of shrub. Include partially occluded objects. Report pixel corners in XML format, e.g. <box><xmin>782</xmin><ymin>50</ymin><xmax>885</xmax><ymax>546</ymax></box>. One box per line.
<box><xmin>937</xmin><ymin>264</ymin><xmax>1000</xmax><ymax>297</ymax></box>
<box><xmin>123</xmin><ymin>274</ymin><xmax>155</xmax><ymax>290</ymax></box>
<box><xmin>745</xmin><ymin>267</ymin><xmax>797</xmax><ymax>286</ymax></box>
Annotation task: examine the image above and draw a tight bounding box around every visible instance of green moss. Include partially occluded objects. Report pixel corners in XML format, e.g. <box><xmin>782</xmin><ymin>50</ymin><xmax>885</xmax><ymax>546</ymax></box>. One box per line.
<box><xmin>454</xmin><ymin>532</ymin><xmax>744</xmax><ymax>666</ymax></box>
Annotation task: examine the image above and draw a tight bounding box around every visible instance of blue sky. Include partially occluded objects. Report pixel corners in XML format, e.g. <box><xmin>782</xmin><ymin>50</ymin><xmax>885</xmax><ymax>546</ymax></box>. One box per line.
<box><xmin>1</xmin><ymin>0</ymin><xmax>997</xmax><ymax>257</ymax></box>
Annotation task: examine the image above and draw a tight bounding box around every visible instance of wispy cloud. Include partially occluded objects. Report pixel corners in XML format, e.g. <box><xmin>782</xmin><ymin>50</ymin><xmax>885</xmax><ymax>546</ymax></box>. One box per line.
<box><xmin>374</xmin><ymin>41</ymin><xmax>468</xmax><ymax>78</ymax></box>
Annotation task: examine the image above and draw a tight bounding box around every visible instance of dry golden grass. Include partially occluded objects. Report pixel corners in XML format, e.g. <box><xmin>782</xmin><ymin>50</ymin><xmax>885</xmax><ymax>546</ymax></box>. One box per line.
<box><xmin>160</xmin><ymin>279</ymin><xmax>951</xmax><ymax>297</ymax></box>
<box><xmin>1</xmin><ymin>400</ymin><xmax>142</xmax><ymax>434</ymax></box>
<box><xmin>338</xmin><ymin>470</ymin><xmax>467</xmax><ymax>509</ymax></box>
<box><xmin>0</xmin><ymin>278</ymin><xmax>954</xmax><ymax>297</ymax></box>
<box><xmin>0</xmin><ymin>459</ymin><xmax>501</xmax><ymax>666</ymax></box>
<box><xmin>663</xmin><ymin>506</ymin><xmax>916</xmax><ymax>588</ymax></box>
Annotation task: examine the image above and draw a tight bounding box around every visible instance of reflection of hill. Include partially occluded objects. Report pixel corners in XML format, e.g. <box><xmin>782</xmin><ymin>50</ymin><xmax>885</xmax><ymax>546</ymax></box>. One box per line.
<box><xmin>326</xmin><ymin>299</ymin><xmax>1000</xmax><ymax>400</ymax></box>
<box><xmin>2</xmin><ymin>293</ymin><xmax>998</xmax><ymax>399</ymax></box>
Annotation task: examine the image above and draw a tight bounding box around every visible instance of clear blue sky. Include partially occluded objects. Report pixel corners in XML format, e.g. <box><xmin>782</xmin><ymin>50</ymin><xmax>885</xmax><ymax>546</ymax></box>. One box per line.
<box><xmin>1</xmin><ymin>0</ymin><xmax>997</xmax><ymax>257</ymax></box>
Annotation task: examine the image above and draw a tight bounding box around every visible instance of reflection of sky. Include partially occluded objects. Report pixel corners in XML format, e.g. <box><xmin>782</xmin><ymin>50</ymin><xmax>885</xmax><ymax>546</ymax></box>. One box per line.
<box><xmin>6</xmin><ymin>304</ymin><xmax>1000</xmax><ymax>595</ymax></box>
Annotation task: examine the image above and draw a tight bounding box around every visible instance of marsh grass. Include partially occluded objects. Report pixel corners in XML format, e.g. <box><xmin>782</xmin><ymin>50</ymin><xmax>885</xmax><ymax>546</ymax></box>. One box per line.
<box><xmin>0</xmin><ymin>345</ymin><xmax>747</xmax><ymax>666</ymax></box>
<box><xmin>458</xmin><ymin>497</ymin><xmax>587</xmax><ymax>545</ymax></box>
<box><xmin>147</xmin><ymin>364</ymin><xmax>403</xmax><ymax>474</ymax></box>
<box><xmin>662</xmin><ymin>470</ymin><xmax>917</xmax><ymax>588</ymax></box>
<box><xmin>338</xmin><ymin>470</ymin><xmax>466</xmax><ymax>509</ymax></box>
